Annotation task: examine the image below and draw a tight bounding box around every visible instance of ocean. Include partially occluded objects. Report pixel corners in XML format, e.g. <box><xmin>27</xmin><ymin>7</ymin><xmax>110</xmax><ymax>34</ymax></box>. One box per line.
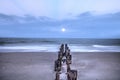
<box><xmin>0</xmin><ymin>38</ymin><xmax>120</xmax><ymax>52</ymax></box>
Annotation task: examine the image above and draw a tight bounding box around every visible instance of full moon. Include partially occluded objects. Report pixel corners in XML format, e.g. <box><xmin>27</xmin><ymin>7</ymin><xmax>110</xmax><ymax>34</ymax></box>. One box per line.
<box><xmin>61</xmin><ymin>28</ymin><xmax>66</xmax><ymax>32</ymax></box>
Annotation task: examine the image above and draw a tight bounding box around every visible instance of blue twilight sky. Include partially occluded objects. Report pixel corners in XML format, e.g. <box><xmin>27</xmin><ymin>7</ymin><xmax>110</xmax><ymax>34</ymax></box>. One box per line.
<box><xmin>0</xmin><ymin>0</ymin><xmax>120</xmax><ymax>38</ymax></box>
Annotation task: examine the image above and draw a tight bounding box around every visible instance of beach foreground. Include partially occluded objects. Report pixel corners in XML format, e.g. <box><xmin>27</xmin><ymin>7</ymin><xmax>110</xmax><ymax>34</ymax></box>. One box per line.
<box><xmin>0</xmin><ymin>52</ymin><xmax>120</xmax><ymax>80</ymax></box>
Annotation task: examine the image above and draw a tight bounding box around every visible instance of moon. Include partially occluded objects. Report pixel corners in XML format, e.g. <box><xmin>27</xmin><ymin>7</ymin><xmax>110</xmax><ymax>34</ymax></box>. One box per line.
<box><xmin>61</xmin><ymin>28</ymin><xmax>66</xmax><ymax>32</ymax></box>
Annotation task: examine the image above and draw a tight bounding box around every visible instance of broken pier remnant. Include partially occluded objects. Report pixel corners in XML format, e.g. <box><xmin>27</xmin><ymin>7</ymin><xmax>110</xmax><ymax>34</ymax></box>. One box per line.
<box><xmin>54</xmin><ymin>44</ymin><xmax>77</xmax><ymax>80</ymax></box>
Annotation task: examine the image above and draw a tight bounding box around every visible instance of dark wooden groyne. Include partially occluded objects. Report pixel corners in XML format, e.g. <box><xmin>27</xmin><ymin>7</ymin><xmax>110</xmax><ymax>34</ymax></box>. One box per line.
<box><xmin>54</xmin><ymin>44</ymin><xmax>77</xmax><ymax>80</ymax></box>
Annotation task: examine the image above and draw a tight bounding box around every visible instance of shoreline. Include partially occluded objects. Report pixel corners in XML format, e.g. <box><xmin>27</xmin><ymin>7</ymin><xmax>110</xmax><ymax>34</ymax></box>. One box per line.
<box><xmin>0</xmin><ymin>51</ymin><xmax>120</xmax><ymax>53</ymax></box>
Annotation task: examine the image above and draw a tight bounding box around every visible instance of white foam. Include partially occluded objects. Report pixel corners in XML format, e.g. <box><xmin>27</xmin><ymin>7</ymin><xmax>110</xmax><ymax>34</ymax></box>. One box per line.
<box><xmin>0</xmin><ymin>44</ymin><xmax>120</xmax><ymax>52</ymax></box>
<box><xmin>93</xmin><ymin>45</ymin><xmax>108</xmax><ymax>48</ymax></box>
<box><xmin>0</xmin><ymin>45</ymin><xmax>59</xmax><ymax>52</ymax></box>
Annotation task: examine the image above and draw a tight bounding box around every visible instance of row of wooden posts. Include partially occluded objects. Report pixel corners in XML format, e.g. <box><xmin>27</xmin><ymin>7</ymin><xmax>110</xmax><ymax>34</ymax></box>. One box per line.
<box><xmin>54</xmin><ymin>44</ymin><xmax>77</xmax><ymax>80</ymax></box>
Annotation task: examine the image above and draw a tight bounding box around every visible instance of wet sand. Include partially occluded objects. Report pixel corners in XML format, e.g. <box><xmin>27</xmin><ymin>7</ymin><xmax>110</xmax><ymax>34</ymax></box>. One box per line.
<box><xmin>0</xmin><ymin>52</ymin><xmax>120</xmax><ymax>80</ymax></box>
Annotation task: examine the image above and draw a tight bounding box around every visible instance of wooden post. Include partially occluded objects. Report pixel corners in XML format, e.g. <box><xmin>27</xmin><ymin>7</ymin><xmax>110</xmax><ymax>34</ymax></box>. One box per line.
<box><xmin>55</xmin><ymin>44</ymin><xmax>77</xmax><ymax>80</ymax></box>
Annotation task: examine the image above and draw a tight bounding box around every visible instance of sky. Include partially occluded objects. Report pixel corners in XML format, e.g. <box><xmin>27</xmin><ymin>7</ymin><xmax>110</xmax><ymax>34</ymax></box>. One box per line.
<box><xmin>0</xmin><ymin>0</ymin><xmax>120</xmax><ymax>19</ymax></box>
<box><xmin>0</xmin><ymin>0</ymin><xmax>120</xmax><ymax>38</ymax></box>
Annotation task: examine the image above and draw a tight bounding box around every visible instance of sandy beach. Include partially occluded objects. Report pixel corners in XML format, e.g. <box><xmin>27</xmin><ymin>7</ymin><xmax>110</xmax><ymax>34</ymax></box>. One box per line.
<box><xmin>0</xmin><ymin>52</ymin><xmax>120</xmax><ymax>80</ymax></box>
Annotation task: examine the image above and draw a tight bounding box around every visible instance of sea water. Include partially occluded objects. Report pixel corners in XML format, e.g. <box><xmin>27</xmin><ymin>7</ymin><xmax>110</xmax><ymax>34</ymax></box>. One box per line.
<box><xmin>0</xmin><ymin>38</ymin><xmax>120</xmax><ymax>52</ymax></box>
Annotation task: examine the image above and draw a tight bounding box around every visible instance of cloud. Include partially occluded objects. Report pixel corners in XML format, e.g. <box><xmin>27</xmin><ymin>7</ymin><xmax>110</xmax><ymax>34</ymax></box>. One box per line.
<box><xmin>0</xmin><ymin>12</ymin><xmax>120</xmax><ymax>38</ymax></box>
<box><xmin>0</xmin><ymin>13</ymin><xmax>55</xmax><ymax>25</ymax></box>
<box><xmin>0</xmin><ymin>14</ymin><xmax>30</xmax><ymax>24</ymax></box>
<box><xmin>58</xmin><ymin>0</ymin><xmax>120</xmax><ymax>19</ymax></box>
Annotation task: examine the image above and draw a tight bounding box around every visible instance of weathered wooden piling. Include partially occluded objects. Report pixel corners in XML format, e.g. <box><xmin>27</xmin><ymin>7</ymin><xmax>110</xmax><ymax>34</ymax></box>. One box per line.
<box><xmin>54</xmin><ymin>44</ymin><xmax>77</xmax><ymax>80</ymax></box>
